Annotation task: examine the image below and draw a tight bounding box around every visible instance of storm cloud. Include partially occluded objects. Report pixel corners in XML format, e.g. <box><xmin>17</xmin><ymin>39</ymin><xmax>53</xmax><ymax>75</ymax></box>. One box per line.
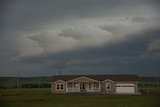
<box><xmin>0</xmin><ymin>0</ymin><xmax>160</xmax><ymax>76</ymax></box>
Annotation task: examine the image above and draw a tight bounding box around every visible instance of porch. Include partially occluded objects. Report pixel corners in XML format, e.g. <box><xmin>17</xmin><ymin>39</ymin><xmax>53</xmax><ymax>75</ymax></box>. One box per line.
<box><xmin>66</xmin><ymin>82</ymin><xmax>100</xmax><ymax>92</ymax></box>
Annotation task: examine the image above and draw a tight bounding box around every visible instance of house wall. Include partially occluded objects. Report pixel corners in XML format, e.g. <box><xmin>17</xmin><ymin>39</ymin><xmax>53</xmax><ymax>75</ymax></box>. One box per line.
<box><xmin>134</xmin><ymin>82</ymin><xmax>139</xmax><ymax>93</ymax></box>
<box><xmin>67</xmin><ymin>82</ymin><xmax>73</xmax><ymax>88</ymax></box>
<box><xmin>51</xmin><ymin>81</ymin><xmax>66</xmax><ymax>93</ymax></box>
<box><xmin>101</xmin><ymin>81</ymin><xmax>116</xmax><ymax>93</ymax></box>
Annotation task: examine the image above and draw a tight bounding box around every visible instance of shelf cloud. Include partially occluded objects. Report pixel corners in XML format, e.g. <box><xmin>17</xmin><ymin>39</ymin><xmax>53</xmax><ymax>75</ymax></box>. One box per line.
<box><xmin>0</xmin><ymin>0</ymin><xmax>160</xmax><ymax>76</ymax></box>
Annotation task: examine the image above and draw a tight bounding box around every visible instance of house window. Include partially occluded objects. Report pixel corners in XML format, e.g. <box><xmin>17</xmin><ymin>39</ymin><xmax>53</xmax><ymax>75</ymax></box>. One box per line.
<box><xmin>88</xmin><ymin>83</ymin><xmax>92</xmax><ymax>90</ymax></box>
<box><xmin>60</xmin><ymin>84</ymin><xmax>63</xmax><ymax>89</ymax></box>
<box><xmin>106</xmin><ymin>83</ymin><xmax>111</xmax><ymax>90</ymax></box>
<box><xmin>56</xmin><ymin>83</ymin><xmax>64</xmax><ymax>91</ymax></box>
<box><xmin>57</xmin><ymin>84</ymin><xmax>60</xmax><ymax>90</ymax></box>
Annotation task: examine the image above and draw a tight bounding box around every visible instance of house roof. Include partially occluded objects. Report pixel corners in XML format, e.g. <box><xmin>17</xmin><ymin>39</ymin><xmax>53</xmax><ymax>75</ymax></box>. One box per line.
<box><xmin>52</xmin><ymin>75</ymin><xmax>138</xmax><ymax>82</ymax></box>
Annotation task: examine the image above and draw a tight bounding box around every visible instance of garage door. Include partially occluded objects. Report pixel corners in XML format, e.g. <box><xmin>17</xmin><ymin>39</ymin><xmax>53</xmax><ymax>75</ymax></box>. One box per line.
<box><xmin>116</xmin><ymin>84</ymin><xmax>134</xmax><ymax>93</ymax></box>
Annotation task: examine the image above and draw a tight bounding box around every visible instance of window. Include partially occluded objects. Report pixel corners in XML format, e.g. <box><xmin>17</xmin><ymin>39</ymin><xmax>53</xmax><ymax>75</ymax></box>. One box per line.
<box><xmin>88</xmin><ymin>83</ymin><xmax>92</xmax><ymax>90</ymax></box>
<box><xmin>57</xmin><ymin>84</ymin><xmax>60</xmax><ymax>90</ymax></box>
<box><xmin>60</xmin><ymin>84</ymin><xmax>63</xmax><ymax>89</ymax></box>
<box><xmin>56</xmin><ymin>83</ymin><xmax>64</xmax><ymax>91</ymax></box>
<box><xmin>106</xmin><ymin>83</ymin><xmax>111</xmax><ymax>90</ymax></box>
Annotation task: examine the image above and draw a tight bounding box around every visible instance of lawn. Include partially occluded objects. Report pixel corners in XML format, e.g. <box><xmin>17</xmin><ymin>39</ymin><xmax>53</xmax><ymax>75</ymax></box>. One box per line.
<box><xmin>0</xmin><ymin>88</ymin><xmax>160</xmax><ymax>107</ymax></box>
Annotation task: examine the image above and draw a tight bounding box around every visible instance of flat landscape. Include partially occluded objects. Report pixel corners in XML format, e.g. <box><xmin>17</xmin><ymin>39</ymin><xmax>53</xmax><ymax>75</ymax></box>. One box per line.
<box><xmin>0</xmin><ymin>88</ymin><xmax>160</xmax><ymax>107</ymax></box>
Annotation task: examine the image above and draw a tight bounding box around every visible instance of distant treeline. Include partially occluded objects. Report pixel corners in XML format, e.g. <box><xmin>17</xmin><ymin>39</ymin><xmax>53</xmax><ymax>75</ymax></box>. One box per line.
<box><xmin>20</xmin><ymin>83</ymin><xmax>50</xmax><ymax>88</ymax></box>
<box><xmin>4</xmin><ymin>83</ymin><xmax>51</xmax><ymax>89</ymax></box>
<box><xmin>0</xmin><ymin>77</ymin><xmax>52</xmax><ymax>89</ymax></box>
<box><xmin>138</xmin><ymin>77</ymin><xmax>160</xmax><ymax>87</ymax></box>
<box><xmin>0</xmin><ymin>76</ymin><xmax>159</xmax><ymax>89</ymax></box>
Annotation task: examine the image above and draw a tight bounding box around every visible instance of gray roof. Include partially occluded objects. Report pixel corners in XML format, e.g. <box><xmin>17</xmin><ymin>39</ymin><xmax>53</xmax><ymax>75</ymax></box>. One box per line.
<box><xmin>52</xmin><ymin>75</ymin><xmax>138</xmax><ymax>82</ymax></box>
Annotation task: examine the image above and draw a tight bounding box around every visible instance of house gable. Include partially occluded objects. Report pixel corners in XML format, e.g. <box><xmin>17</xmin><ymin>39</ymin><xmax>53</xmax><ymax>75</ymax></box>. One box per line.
<box><xmin>67</xmin><ymin>76</ymin><xmax>100</xmax><ymax>83</ymax></box>
<box><xmin>102</xmin><ymin>79</ymin><xmax>114</xmax><ymax>83</ymax></box>
<box><xmin>54</xmin><ymin>80</ymin><xmax>66</xmax><ymax>83</ymax></box>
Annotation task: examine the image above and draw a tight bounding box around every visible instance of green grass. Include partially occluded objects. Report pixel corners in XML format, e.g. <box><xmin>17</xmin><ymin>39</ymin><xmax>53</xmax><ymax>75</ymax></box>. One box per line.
<box><xmin>138</xmin><ymin>87</ymin><xmax>160</xmax><ymax>94</ymax></box>
<box><xmin>0</xmin><ymin>88</ymin><xmax>160</xmax><ymax>107</ymax></box>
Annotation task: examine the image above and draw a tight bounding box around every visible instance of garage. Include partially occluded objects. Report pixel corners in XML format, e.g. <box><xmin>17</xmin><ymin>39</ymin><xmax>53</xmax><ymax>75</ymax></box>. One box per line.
<box><xmin>116</xmin><ymin>83</ymin><xmax>135</xmax><ymax>93</ymax></box>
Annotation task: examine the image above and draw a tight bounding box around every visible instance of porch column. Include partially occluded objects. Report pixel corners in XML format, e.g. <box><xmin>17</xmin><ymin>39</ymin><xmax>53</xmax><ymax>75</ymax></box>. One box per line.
<box><xmin>79</xmin><ymin>82</ymin><xmax>80</xmax><ymax>92</ymax></box>
<box><xmin>99</xmin><ymin>82</ymin><xmax>101</xmax><ymax>92</ymax></box>
<box><xmin>86</xmin><ymin>82</ymin><xmax>87</xmax><ymax>92</ymax></box>
<box><xmin>66</xmin><ymin>82</ymin><xmax>68</xmax><ymax>92</ymax></box>
<box><xmin>73</xmin><ymin>82</ymin><xmax>75</xmax><ymax>92</ymax></box>
<box><xmin>92</xmin><ymin>82</ymin><xmax>94</xmax><ymax>91</ymax></box>
<box><xmin>71</xmin><ymin>82</ymin><xmax>73</xmax><ymax>91</ymax></box>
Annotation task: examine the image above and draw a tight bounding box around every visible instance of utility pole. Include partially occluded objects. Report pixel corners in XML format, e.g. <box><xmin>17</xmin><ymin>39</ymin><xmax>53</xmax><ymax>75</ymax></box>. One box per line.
<box><xmin>158</xmin><ymin>72</ymin><xmax>160</xmax><ymax>88</ymax></box>
<box><xmin>17</xmin><ymin>71</ymin><xmax>19</xmax><ymax>91</ymax></box>
<box><xmin>39</xmin><ymin>77</ymin><xmax>41</xmax><ymax>89</ymax></box>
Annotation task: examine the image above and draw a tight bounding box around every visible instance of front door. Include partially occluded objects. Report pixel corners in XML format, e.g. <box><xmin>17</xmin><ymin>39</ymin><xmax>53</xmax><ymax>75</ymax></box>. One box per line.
<box><xmin>80</xmin><ymin>83</ymin><xmax>86</xmax><ymax>92</ymax></box>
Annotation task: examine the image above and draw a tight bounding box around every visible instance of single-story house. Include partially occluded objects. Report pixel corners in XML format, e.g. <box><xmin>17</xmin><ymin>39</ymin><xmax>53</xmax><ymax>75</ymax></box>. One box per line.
<box><xmin>51</xmin><ymin>75</ymin><xmax>139</xmax><ymax>94</ymax></box>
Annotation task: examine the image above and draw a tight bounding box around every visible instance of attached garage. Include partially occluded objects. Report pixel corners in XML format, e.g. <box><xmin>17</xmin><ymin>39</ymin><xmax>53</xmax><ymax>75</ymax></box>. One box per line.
<box><xmin>116</xmin><ymin>83</ymin><xmax>135</xmax><ymax>93</ymax></box>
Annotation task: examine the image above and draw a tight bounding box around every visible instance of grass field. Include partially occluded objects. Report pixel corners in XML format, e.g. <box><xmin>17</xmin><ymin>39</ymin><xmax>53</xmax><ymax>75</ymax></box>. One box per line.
<box><xmin>0</xmin><ymin>88</ymin><xmax>160</xmax><ymax>107</ymax></box>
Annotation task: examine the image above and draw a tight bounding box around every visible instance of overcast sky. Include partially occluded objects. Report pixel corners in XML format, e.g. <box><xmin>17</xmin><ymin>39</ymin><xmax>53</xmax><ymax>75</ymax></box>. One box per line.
<box><xmin>0</xmin><ymin>0</ymin><xmax>160</xmax><ymax>77</ymax></box>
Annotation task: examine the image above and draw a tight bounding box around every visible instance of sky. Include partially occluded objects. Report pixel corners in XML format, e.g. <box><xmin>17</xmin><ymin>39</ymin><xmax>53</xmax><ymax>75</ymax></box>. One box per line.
<box><xmin>0</xmin><ymin>0</ymin><xmax>160</xmax><ymax>77</ymax></box>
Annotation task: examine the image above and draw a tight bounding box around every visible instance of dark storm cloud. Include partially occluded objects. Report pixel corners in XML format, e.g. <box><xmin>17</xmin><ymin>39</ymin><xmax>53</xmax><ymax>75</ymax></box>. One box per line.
<box><xmin>131</xmin><ymin>16</ymin><xmax>151</xmax><ymax>23</ymax></box>
<box><xmin>1</xmin><ymin>0</ymin><xmax>159</xmax><ymax>30</ymax></box>
<box><xmin>18</xmin><ymin>27</ymin><xmax>160</xmax><ymax>69</ymax></box>
<box><xmin>0</xmin><ymin>0</ymin><xmax>160</xmax><ymax>76</ymax></box>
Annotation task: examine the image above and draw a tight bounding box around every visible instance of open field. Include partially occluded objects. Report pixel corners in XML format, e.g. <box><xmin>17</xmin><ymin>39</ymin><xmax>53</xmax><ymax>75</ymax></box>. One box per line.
<box><xmin>0</xmin><ymin>88</ymin><xmax>160</xmax><ymax>107</ymax></box>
